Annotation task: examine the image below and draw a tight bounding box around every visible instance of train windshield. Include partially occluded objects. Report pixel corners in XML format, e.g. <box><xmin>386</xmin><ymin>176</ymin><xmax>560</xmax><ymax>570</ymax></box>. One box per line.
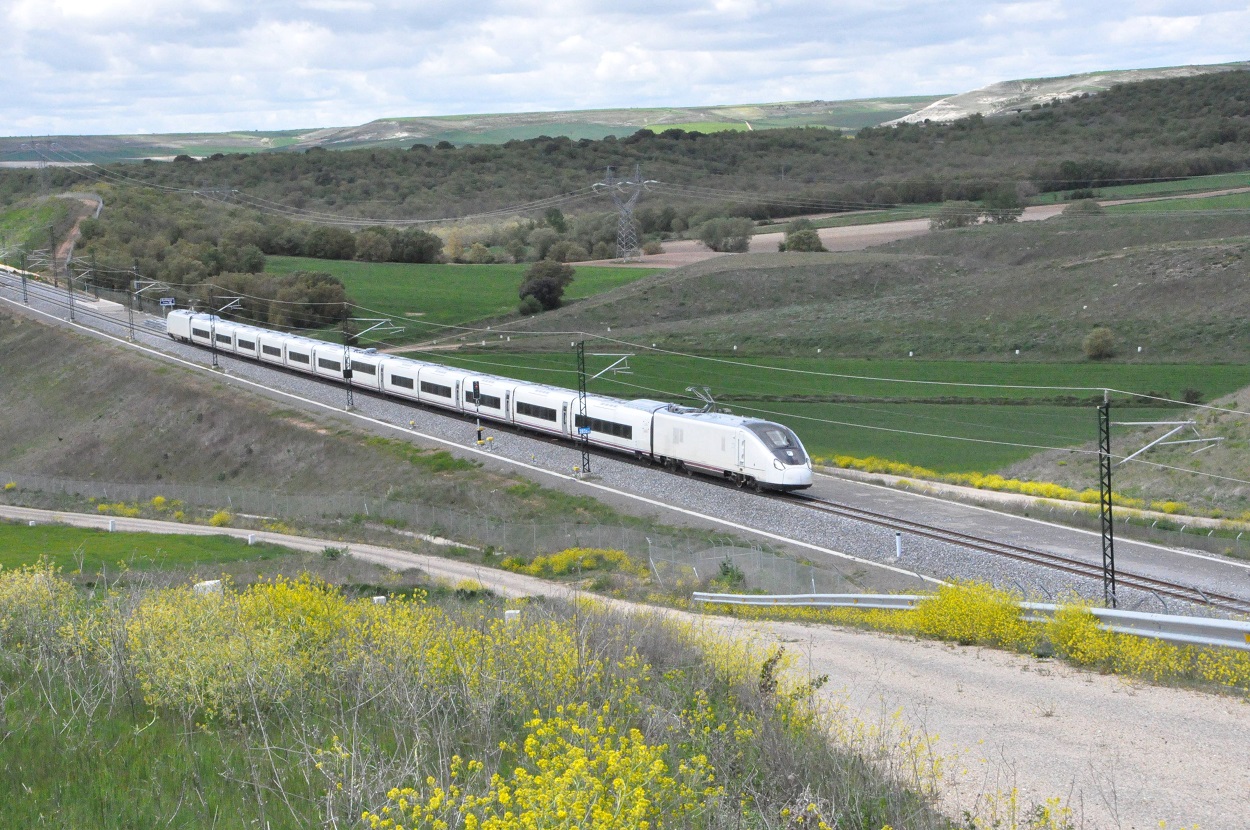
<box><xmin>749</xmin><ymin>423</ymin><xmax>808</xmax><ymax>466</ymax></box>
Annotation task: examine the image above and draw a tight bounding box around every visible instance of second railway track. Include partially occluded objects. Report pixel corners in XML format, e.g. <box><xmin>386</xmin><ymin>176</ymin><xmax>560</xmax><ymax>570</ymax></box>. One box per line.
<box><xmin>784</xmin><ymin>492</ymin><xmax>1250</xmax><ymax>616</ymax></box>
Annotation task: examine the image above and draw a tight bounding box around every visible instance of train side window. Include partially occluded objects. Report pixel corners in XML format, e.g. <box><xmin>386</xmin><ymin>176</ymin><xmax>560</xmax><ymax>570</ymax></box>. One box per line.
<box><xmin>288</xmin><ymin>352</ymin><xmax>310</xmax><ymax>364</ymax></box>
<box><xmin>262</xmin><ymin>345</ymin><xmax>281</xmax><ymax>357</ymax></box>
<box><xmin>350</xmin><ymin>361</ymin><xmax>377</xmax><ymax>375</ymax></box>
<box><xmin>392</xmin><ymin>375</ymin><xmax>414</xmax><ymax>389</ymax></box>
<box><xmin>215</xmin><ymin>333</ymin><xmax>231</xmax><ymax>345</ymax></box>
<box><xmin>420</xmin><ymin>381</ymin><xmax>452</xmax><ymax>398</ymax></box>
<box><xmin>192</xmin><ymin>328</ymin><xmax>210</xmax><ymax>339</ymax></box>
<box><xmin>517</xmin><ymin>401</ymin><xmax>557</xmax><ymax>422</ymax></box>
<box><xmin>238</xmin><ymin>339</ymin><xmax>255</xmax><ymax>350</ymax></box>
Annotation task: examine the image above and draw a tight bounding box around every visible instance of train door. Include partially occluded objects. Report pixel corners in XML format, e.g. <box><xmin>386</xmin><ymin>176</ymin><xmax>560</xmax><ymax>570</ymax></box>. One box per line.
<box><xmin>561</xmin><ymin>403</ymin><xmax>568</xmax><ymax>435</ymax></box>
<box><xmin>737</xmin><ymin>433</ymin><xmax>746</xmax><ymax>470</ymax></box>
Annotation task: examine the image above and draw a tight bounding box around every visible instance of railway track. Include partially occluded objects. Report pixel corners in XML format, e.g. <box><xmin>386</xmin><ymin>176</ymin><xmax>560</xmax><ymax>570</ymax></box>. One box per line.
<box><xmin>784</xmin><ymin>493</ymin><xmax>1250</xmax><ymax>616</ymax></box>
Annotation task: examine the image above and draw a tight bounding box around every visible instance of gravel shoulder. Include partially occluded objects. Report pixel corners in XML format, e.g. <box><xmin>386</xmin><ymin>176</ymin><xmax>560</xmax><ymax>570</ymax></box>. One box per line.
<box><xmin>3</xmin><ymin>504</ymin><xmax>1247</xmax><ymax>830</ymax></box>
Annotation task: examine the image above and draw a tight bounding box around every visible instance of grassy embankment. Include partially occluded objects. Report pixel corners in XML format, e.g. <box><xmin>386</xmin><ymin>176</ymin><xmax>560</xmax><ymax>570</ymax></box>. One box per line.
<box><xmin>1</xmin><ymin>522</ymin><xmax>1242</xmax><ymax>828</ymax></box>
<box><xmin>0</xmin><ymin>555</ymin><xmax>960</xmax><ymax>830</ymax></box>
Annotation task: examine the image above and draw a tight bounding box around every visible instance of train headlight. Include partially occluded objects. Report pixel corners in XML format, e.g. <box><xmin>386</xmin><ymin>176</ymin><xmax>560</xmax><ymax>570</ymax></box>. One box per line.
<box><xmin>773</xmin><ymin>459</ymin><xmax>784</xmax><ymax>471</ymax></box>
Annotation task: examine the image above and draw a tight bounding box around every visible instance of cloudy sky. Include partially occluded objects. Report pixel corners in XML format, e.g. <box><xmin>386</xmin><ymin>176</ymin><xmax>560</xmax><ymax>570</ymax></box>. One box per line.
<box><xmin>3</xmin><ymin>0</ymin><xmax>1247</xmax><ymax>137</ymax></box>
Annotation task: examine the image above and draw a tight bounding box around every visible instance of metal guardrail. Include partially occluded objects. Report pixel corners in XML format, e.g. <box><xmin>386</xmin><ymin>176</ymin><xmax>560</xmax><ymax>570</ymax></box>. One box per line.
<box><xmin>692</xmin><ymin>592</ymin><xmax>927</xmax><ymax>611</ymax></box>
<box><xmin>692</xmin><ymin>592</ymin><xmax>1250</xmax><ymax>652</ymax></box>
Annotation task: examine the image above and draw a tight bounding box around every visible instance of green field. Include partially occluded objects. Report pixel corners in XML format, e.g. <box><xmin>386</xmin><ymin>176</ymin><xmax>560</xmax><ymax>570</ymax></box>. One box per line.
<box><xmin>1105</xmin><ymin>190</ymin><xmax>1250</xmax><ymax>213</ymax></box>
<box><xmin>265</xmin><ymin>257</ymin><xmax>658</xmax><ymax>335</ymax></box>
<box><xmin>1036</xmin><ymin>171</ymin><xmax>1250</xmax><ymax>202</ymax></box>
<box><xmin>0</xmin><ymin>523</ymin><xmax>295</xmax><ymax>572</ymax></box>
<box><xmin>393</xmin><ymin>352</ymin><xmax>1249</xmax><ymax>471</ymax></box>
<box><xmin>754</xmin><ymin>204</ymin><xmax>942</xmax><ymax>234</ymax></box>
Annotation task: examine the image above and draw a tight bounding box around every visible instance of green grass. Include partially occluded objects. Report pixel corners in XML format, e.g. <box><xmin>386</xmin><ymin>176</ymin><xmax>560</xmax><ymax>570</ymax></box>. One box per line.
<box><xmin>406</xmin><ymin>352</ymin><xmax>1250</xmax><ymax>404</ymax></box>
<box><xmin>1104</xmin><ymin>191</ymin><xmax>1250</xmax><ymax>213</ymax></box>
<box><xmin>0</xmin><ymin>522</ymin><xmax>295</xmax><ymax>572</ymax></box>
<box><xmin>753</xmin><ymin>204</ymin><xmax>941</xmax><ymax>234</ymax></box>
<box><xmin>654</xmin><ymin>121</ymin><xmax>750</xmax><ymax>133</ymax></box>
<box><xmin>1036</xmin><ymin>171</ymin><xmax>1250</xmax><ymax>202</ymax></box>
<box><xmin>0</xmin><ymin>201</ymin><xmax>72</xmax><ymax>260</ymax></box>
<box><xmin>265</xmin><ymin>257</ymin><xmax>658</xmax><ymax>334</ymax></box>
<box><xmin>396</xmin><ymin>352</ymin><xmax>1250</xmax><ymax>470</ymax></box>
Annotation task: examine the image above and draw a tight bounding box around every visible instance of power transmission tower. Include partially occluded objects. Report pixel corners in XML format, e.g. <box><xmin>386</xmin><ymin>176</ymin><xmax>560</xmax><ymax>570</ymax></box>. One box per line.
<box><xmin>595</xmin><ymin>165</ymin><xmax>648</xmax><ymax>261</ymax></box>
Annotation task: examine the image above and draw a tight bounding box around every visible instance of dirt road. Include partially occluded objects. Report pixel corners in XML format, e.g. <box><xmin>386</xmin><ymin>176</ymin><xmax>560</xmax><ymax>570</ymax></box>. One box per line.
<box><xmin>4</xmin><ymin>504</ymin><xmax>1246</xmax><ymax>829</ymax></box>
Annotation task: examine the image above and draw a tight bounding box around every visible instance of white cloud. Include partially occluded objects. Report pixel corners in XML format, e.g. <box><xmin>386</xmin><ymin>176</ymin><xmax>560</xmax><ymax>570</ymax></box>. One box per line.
<box><xmin>1</xmin><ymin>1</ymin><xmax>1246</xmax><ymax>136</ymax></box>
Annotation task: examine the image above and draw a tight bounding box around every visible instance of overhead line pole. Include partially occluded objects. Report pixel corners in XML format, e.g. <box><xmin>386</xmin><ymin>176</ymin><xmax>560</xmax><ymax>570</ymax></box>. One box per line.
<box><xmin>577</xmin><ymin>340</ymin><xmax>591</xmax><ymax>475</ymax></box>
<box><xmin>1098</xmin><ymin>393</ymin><xmax>1117</xmax><ymax>608</ymax></box>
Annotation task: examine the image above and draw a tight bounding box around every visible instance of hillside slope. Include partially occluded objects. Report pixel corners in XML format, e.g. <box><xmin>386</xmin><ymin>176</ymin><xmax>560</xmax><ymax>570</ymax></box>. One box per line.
<box><xmin>505</xmin><ymin>212</ymin><xmax>1250</xmax><ymax>362</ymax></box>
<box><xmin>892</xmin><ymin>61</ymin><xmax>1250</xmax><ymax>124</ymax></box>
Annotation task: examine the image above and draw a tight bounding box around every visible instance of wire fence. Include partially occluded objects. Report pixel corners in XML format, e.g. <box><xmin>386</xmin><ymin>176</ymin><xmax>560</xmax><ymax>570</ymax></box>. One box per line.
<box><xmin>0</xmin><ymin>470</ymin><xmax>855</xmax><ymax>594</ymax></box>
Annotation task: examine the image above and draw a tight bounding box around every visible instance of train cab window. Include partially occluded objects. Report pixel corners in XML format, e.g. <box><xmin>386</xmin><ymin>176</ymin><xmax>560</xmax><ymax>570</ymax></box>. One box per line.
<box><xmin>350</xmin><ymin>360</ymin><xmax>377</xmax><ymax>375</ymax></box>
<box><xmin>289</xmin><ymin>352</ymin><xmax>310</xmax><ymax>364</ymax></box>
<box><xmin>516</xmin><ymin>401</ymin><xmax>558</xmax><ymax>422</ymax></box>
<box><xmin>318</xmin><ymin>357</ymin><xmax>342</xmax><ymax>372</ymax></box>
<box><xmin>466</xmin><ymin>390</ymin><xmax>502</xmax><ymax>409</ymax></box>
<box><xmin>391</xmin><ymin>374</ymin><xmax>414</xmax><ymax>389</ymax></box>
<box><xmin>238</xmin><ymin>339</ymin><xmax>255</xmax><ymax>350</ymax></box>
<box><xmin>749</xmin><ymin>424</ymin><xmax>808</xmax><ymax>465</ymax></box>
<box><xmin>192</xmin><ymin>328</ymin><xmax>210</xmax><ymax>339</ymax></box>
<box><xmin>262</xmin><ymin>345</ymin><xmax>281</xmax><ymax>357</ymax></box>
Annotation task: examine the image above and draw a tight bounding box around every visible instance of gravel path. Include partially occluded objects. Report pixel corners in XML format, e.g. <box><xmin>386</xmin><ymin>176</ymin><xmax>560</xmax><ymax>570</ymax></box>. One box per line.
<box><xmin>4</xmin><ymin>503</ymin><xmax>1247</xmax><ymax>830</ymax></box>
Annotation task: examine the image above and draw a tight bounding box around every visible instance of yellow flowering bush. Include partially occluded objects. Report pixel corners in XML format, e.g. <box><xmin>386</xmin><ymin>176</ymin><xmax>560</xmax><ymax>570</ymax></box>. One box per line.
<box><xmin>96</xmin><ymin>501</ymin><xmax>142</xmax><ymax>518</ymax></box>
<box><xmin>208</xmin><ymin>510</ymin><xmax>233</xmax><ymax>527</ymax></box>
<box><xmin>705</xmin><ymin>583</ymin><xmax>1250</xmax><ymax>692</ymax></box>
<box><xmin>363</xmin><ymin>706</ymin><xmax>718</xmax><ymax>830</ymax></box>
<box><xmin>2</xmin><ymin>481</ymin><xmax>16</xmax><ymax>491</ymax></box>
<box><xmin>500</xmin><ymin>547</ymin><xmax>649</xmax><ymax>579</ymax></box>
<box><xmin>822</xmin><ymin>455</ymin><xmax>1147</xmax><ymax>510</ymax></box>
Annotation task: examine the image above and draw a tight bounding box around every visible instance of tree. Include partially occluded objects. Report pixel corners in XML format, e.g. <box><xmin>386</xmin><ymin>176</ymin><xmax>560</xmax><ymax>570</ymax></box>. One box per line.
<box><xmin>304</xmin><ymin>226</ymin><xmax>356</xmax><ymax>260</ymax></box>
<box><xmin>392</xmin><ymin>228</ymin><xmax>443</xmax><ymax>263</ymax></box>
<box><xmin>1083</xmin><ymin>327</ymin><xmax>1116</xmax><ymax>360</ymax></box>
<box><xmin>354</xmin><ymin>230</ymin><xmax>392</xmax><ymax>262</ymax></box>
<box><xmin>696</xmin><ymin>217</ymin><xmax>755</xmax><ymax>253</ymax></box>
<box><xmin>518</xmin><ymin>259</ymin><xmax>575</xmax><ymax>311</ymax></box>
<box><xmin>544</xmin><ymin>207</ymin><xmax>568</xmax><ymax>233</ymax></box>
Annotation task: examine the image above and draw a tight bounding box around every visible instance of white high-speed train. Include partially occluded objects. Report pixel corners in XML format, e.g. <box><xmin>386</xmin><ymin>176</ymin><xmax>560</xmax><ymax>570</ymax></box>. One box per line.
<box><xmin>166</xmin><ymin>310</ymin><xmax>812</xmax><ymax>491</ymax></box>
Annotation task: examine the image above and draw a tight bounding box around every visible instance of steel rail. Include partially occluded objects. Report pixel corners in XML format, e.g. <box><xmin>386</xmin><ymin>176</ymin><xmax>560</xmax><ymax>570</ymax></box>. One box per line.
<box><xmin>783</xmin><ymin>493</ymin><xmax>1250</xmax><ymax>616</ymax></box>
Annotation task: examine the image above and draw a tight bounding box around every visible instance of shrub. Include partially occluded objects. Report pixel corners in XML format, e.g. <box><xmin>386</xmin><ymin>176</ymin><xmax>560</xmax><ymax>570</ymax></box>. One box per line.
<box><xmin>782</xmin><ymin>227</ymin><xmax>827</xmax><ymax>252</ymax></box>
<box><xmin>928</xmin><ymin>201</ymin><xmax>980</xmax><ymax>230</ymax></box>
<box><xmin>1062</xmin><ymin>198</ymin><xmax>1104</xmax><ymax>216</ymax></box>
<box><xmin>208</xmin><ymin>510</ymin><xmax>232</xmax><ymax>527</ymax></box>
<box><xmin>641</xmin><ymin>240</ymin><xmax>664</xmax><ymax>255</ymax></box>
<box><xmin>1082</xmin><ymin>327</ymin><xmax>1116</xmax><ymax>359</ymax></box>
<box><xmin>2</xmin><ymin>481</ymin><xmax>15</xmax><ymax>491</ymax></box>
<box><xmin>695</xmin><ymin>217</ymin><xmax>754</xmax><ymax>252</ymax></box>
